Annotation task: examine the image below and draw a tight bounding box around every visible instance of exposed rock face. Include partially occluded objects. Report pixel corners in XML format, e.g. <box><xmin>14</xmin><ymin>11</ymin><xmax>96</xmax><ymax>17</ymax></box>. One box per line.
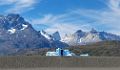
<box><xmin>40</xmin><ymin>30</ymin><xmax>68</xmax><ymax>48</ymax></box>
<box><xmin>62</xmin><ymin>29</ymin><xmax>120</xmax><ymax>46</ymax></box>
<box><xmin>0</xmin><ymin>14</ymin><xmax>120</xmax><ymax>55</ymax></box>
<box><xmin>52</xmin><ymin>31</ymin><xmax>61</xmax><ymax>41</ymax></box>
<box><xmin>0</xmin><ymin>14</ymin><xmax>51</xmax><ymax>55</ymax></box>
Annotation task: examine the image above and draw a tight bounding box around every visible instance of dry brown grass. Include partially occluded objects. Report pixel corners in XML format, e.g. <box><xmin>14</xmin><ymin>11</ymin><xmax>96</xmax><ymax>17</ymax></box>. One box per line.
<box><xmin>0</xmin><ymin>56</ymin><xmax>119</xmax><ymax>68</ymax></box>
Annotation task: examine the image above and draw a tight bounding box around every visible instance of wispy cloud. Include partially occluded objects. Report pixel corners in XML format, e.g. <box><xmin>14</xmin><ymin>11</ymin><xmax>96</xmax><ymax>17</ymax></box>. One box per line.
<box><xmin>69</xmin><ymin>0</ymin><xmax>120</xmax><ymax>35</ymax></box>
<box><xmin>31</xmin><ymin>13</ymin><xmax>92</xmax><ymax>37</ymax></box>
<box><xmin>31</xmin><ymin>14</ymin><xmax>60</xmax><ymax>24</ymax></box>
<box><xmin>0</xmin><ymin>0</ymin><xmax>39</xmax><ymax>13</ymax></box>
<box><xmin>0</xmin><ymin>0</ymin><xmax>16</xmax><ymax>5</ymax></box>
<box><xmin>31</xmin><ymin>0</ymin><xmax>120</xmax><ymax>37</ymax></box>
<box><xmin>45</xmin><ymin>23</ymin><xmax>91</xmax><ymax>38</ymax></box>
<box><xmin>95</xmin><ymin>0</ymin><xmax>120</xmax><ymax>35</ymax></box>
<box><xmin>108</xmin><ymin>0</ymin><xmax>120</xmax><ymax>12</ymax></box>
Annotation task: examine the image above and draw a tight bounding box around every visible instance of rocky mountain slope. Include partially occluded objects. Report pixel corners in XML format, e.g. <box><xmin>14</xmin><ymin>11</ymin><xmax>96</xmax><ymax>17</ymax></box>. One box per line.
<box><xmin>0</xmin><ymin>14</ymin><xmax>120</xmax><ymax>56</ymax></box>
<box><xmin>62</xmin><ymin>28</ymin><xmax>120</xmax><ymax>46</ymax></box>
<box><xmin>0</xmin><ymin>14</ymin><xmax>68</xmax><ymax>55</ymax></box>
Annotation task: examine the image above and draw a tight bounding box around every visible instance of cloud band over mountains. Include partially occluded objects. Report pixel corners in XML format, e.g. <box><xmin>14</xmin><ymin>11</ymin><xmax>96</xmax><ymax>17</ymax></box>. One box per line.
<box><xmin>0</xmin><ymin>0</ymin><xmax>120</xmax><ymax>37</ymax></box>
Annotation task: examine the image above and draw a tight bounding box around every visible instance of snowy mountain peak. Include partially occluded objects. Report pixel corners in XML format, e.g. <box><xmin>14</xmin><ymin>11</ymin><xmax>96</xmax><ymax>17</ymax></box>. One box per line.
<box><xmin>6</xmin><ymin>14</ymin><xmax>20</xmax><ymax>20</ymax></box>
<box><xmin>62</xmin><ymin>29</ymin><xmax>120</xmax><ymax>45</ymax></box>
<box><xmin>0</xmin><ymin>14</ymin><xmax>53</xmax><ymax>55</ymax></box>
<box><xmin>0</xmin><ymin>14</ymin><xmax>31</xmax><ymax>34</ymax></box>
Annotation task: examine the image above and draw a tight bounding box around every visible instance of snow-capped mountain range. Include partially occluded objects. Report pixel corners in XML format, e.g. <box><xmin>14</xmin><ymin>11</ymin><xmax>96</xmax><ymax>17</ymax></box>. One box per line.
<box><xmin>61</xmin><ymin>28</ymin><xmax>120</xmax><ymax>45</ymax></box>
<box><xmin>39</xmin><ymin>26</ymin><xmax>120</xmax><ymax>46</ymax></box>
<box><xmin>0</xmin><ymin>13</ymin><xmax>120</xmax><ymax>55</ymax></box>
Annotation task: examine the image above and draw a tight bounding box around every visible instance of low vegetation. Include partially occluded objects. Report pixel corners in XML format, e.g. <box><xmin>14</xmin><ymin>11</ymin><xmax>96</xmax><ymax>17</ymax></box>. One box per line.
<box><xmin>68</xmin><ymin>41</ymin><xmax>120</xmax><ymax>56</ymax></box>
<box><xmin>9</xmin><ymin>41</ymin><xmax>120</xmax><ymax>56</ymax></box>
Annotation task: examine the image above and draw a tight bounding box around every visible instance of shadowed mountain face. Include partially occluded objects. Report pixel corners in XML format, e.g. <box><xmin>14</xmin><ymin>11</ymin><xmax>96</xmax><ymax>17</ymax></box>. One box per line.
<box><xmin>0</xmin><ymin>14</ymin><xmax>52</xmax><ymax>55</ymax></box>
<box><xmin>40</xmin><ymin>30</ymin><xmax>69</xmax><ymax>48</ymax></box>
<box><xmin>0</xmin><ymin>14</ymin><xmax>69</xmax><ymax>55</ymax></box>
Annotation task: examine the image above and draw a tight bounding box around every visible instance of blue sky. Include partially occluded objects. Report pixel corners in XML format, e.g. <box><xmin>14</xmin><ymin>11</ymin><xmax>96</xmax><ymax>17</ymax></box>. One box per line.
<box><xmin>0</xmin><ymin>0</ymin><xmax>120</xmax><ymax>37</ymax></box>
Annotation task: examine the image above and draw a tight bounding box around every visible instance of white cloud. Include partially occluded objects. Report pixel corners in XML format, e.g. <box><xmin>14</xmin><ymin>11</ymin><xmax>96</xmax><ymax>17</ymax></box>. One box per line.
<box><xmin>0</xmin><ymin>0</ymin><xmax>16</xmax><ymax>5</ymax></box>
<box><xmin>108</xmin><ymin>0</ymin><xmax>120</xmax><ymax>12</ymax></box>
<box><xmin>45</xmin><ymin>23</ymin><xmax>91</xmax><ymax>38</ymax></box>
<box><xmin>98</xmin><ymin>0</ymin><xmax>120</xmax><ymax>35</ymax></box>
<box><xmin>69</xmin><ymin>0</ymin><xmax>120</xmax><ymax>35</ymax></box>
<box><xmin>31</xmin><ymin>14</ymin><xmax>60</xmax><ymax>24</ymax></box>
<box><xmin>0</xmin><ymin>0</ymin><xmax>38</xmax><ymax>13</ymax></box>
<box><xmin>31</xmin><ymin>0</ymin><xmax>120</xmax><ymax>37</ymax></box>
<box><xmin>31</xmin><ymin>13</ymin><xmax>93</xmax><ymax>37</ymax></box>
<box><xmin>31</xmin><ymin>13</ymin><xmax>74</xmax><ymax>25</ymax></box>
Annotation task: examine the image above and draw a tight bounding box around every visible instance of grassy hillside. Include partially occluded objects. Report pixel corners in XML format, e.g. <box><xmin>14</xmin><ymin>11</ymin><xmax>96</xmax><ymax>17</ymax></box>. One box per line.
<box><xmin>68</xmin><ymin>41</ymin><xmax>120</xmax><ymax>56</ymax></box>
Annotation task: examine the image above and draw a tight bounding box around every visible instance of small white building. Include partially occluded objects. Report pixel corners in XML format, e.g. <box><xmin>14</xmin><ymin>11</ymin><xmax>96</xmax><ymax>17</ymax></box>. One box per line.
<box><xmin>46</xmin><ymin>52</ymin><xmax>58</xmax><ymax>56</ymax></box>
<box><xmin>80</xmin><ymin>53</ymin><xmax>89</xmax><ymax>56</ymax></box>
<box><xmin>46</xmin><ymin>48</ymin><xmax>75</xmax><ymax>56</ymax></box>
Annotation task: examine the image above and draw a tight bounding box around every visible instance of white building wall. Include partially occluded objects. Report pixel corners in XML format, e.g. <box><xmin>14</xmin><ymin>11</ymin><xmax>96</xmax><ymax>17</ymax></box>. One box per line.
<box><xmin>46</xmin><ymin>48</ymin><xmax>76</xmax><ymax>56</ymax></box>
<box><xmin>80</xmin><ymin>54</ymin><xmax>89</xmax><ymax>56</ymax></box>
